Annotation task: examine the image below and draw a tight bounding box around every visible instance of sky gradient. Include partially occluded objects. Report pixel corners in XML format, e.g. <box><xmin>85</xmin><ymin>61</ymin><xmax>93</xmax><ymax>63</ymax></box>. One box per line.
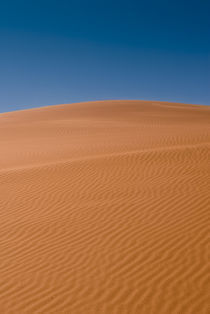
<box><xmin>0</xmin><ymin>0</ymin><xmax>209</xmax><ymax>112</ymax></box>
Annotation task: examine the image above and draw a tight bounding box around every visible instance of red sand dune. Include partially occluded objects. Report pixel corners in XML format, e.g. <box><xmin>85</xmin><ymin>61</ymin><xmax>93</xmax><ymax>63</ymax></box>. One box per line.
<box><xmin>0</xmin><ymin>100</ymin><xmax>209</xmax><ymax>313</ymax></box>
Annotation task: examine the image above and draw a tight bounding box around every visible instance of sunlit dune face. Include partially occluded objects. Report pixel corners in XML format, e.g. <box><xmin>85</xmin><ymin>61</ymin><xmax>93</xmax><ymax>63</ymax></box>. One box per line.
<box><xmin>0</xmin><ymin>100</ymin><xmax>209</xmax><ymax>313</ymax></box>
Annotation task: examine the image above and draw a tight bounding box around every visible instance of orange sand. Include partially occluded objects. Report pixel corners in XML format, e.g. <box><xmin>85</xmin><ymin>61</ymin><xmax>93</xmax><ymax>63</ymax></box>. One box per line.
<box><xmin>0</xmin><ymin>100</ymin><xmax>209</xmax><ymax>313</ymax></box>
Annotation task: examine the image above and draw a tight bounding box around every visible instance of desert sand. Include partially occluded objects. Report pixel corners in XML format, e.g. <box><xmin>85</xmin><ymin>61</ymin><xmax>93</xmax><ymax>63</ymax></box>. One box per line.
<box><xmin>0</xmin><ymin>100</ymin><xmax>209</xmax><ymax>313</ymax></box>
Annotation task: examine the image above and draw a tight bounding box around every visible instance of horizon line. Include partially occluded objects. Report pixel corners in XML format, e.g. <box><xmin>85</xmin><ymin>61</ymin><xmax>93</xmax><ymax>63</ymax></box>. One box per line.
<box><xmin>1</xmin><ymin>98</ymin><xmax>209</xmax><ymax>115</ymax></box>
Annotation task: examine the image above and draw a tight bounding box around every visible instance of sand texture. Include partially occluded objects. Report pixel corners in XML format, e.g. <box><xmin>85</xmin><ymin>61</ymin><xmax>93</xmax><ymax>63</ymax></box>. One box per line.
<box><xmin>0</xmin><ymin>100</ymin><xmax>209</xmax><ymax>313</ymax></box>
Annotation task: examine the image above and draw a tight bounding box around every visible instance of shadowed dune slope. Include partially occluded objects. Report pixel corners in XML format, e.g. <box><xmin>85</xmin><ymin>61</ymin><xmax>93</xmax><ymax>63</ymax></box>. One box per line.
<box><xmin>0</xmin><ymin>100</ymin><xmax>209</xmax><ymax>313</ymax></box>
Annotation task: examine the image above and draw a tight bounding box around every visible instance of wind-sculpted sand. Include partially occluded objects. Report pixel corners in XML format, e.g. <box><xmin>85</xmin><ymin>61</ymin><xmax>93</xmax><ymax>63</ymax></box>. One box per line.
<box><xmin>0</xmin><ymin>100</ymin><xmax>209</xmax><ymax>313</ymax></box>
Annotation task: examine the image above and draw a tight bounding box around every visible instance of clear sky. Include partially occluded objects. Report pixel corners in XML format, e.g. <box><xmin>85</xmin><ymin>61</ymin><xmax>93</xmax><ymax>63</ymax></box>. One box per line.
<box><xmin>0</xmin><ymin>0</ymin><xmax>209</xmax><ymax>112</ymax></box>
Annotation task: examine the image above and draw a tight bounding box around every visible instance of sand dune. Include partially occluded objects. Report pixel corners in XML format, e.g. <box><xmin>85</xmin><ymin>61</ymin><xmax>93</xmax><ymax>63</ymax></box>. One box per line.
<box><xmin>0</xmin><ymin>100</ymin><xmax>209</xmax><ymax>313</ymax></box>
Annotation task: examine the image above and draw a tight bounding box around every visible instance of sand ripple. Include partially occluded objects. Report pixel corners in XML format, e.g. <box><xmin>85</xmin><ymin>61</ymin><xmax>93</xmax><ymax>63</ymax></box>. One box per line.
<box><xmin>0</xmin><ymin>100</ymin><xmax>209</xmax><ymax>313</ymax></box>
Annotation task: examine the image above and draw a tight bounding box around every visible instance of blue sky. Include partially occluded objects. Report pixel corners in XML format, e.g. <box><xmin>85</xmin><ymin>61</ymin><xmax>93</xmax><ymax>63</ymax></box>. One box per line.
<box><xmin>0</xmin><ymin>0</ymin><xmax>209</xmax><ymax>112</ymax></box>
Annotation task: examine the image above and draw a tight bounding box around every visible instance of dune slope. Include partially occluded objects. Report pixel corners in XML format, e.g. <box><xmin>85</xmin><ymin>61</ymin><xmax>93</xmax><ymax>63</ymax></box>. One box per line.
<box><xmin>0</xmin><ymin>100</ymin><xmax>209</xmax><ymax>313</ymax></box>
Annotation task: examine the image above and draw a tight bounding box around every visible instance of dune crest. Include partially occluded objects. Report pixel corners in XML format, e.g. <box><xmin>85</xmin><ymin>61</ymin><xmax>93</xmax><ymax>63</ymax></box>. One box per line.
<box><xmin>0</xmin><ymin>100</ymin><xmax>209</xmax><ymax>313</ymax></box>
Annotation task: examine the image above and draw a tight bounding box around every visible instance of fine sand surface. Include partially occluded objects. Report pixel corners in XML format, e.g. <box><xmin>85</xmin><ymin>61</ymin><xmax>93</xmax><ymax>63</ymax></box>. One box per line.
<box><xmin>0</xmin><ymin>100</ymin><xmax>209</xmax><ymax>313</ymax></box>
